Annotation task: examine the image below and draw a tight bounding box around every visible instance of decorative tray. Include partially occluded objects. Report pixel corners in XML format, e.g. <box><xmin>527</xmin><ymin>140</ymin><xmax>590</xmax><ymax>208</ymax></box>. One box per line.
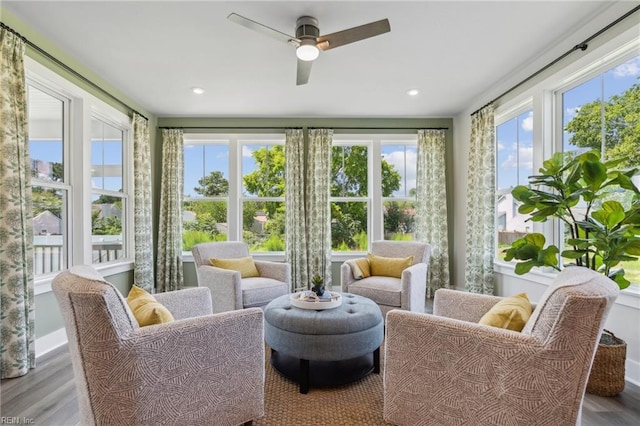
<box><xmin>290</xmin><ymin>291</ymin><xmax>342</xmax><ymax>310</ymax></box>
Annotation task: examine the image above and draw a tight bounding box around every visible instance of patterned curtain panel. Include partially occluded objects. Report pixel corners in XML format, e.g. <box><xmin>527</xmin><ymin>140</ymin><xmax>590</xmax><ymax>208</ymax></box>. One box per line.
<box><xmin>306</xmin><ymin>129</ymin><xmax>333</xmax><ymax>288</ymax></box>
<box><xmin>415</xmin><ymin>129</ymin><xmax>450</xmax><ymax>296</ymax></box>
<box><xmin>465</xmin><ymin>104</ymin><xmax>495</xmax><ymax>294</ymax></box>
<box><xmin>156</xmin><ymin>129</ymin><xmax>184</xmax><ymax>292</ymax></box>
<box><xmin>132</xmin><ymin>113</ymin><xmax>154</xmax><ymax>292</ymax></box>
<box><xmin>284</xmin><ymin>129</ymin><xmax>309</xmax><ymax>292</ymax></box>
<box><xmin>0</xmin><ymin>28</ymin><xmax>36</xmax><ymax>378</ymax></box>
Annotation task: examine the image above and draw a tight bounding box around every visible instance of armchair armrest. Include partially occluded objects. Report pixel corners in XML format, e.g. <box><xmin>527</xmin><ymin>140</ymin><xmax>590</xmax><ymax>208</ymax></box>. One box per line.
<box><xmin>400</xmin><ymin>262</ymin><xmax>428</xmax><ymax>312</ymax></box>
<box><xmin>195</xmin><ymin>265</ymin><xmax>243</xmax><ymax>313</ymax></box>
<box><xmin>154</xmin><ymin>287</ymin><xmax>213</xmax><ymax>320</ymax></box>
<box><xmin>433</xmin><ymin>288</ymin><xmax>503</xmax><ymax>322</ymax></box>
<box><xmin>120</xmin><ymin>308</ymin><xmax>265</xmax><ymax>424</ymax></box>
<box><xmin>340</xmin><ymin>258</ymin><xmax>365</xmax><ymax>292</ymax></box>
<box><xmin>254</xmin><ymin>260</ymin><xmax>290</xmax><ymax>285</ymax></box>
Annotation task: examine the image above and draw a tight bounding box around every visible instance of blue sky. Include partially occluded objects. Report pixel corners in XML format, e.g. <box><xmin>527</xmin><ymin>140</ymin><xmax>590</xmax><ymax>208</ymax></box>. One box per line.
<box><xmin>497</xmin><ymin>55</ymin><xmax>639</xmax><ymax>191</ymax></box>
<box><xmin>185</xmin><ymin>142</ymin><xmax>418</xmax><ymax>198</ymax></box>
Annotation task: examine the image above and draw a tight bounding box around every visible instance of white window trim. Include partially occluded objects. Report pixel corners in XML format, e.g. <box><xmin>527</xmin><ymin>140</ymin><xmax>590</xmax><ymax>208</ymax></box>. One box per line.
<box><xmin>26</xmin><ymin>57</ymin><xmax>134</xmax><ymax>294</ymax></box>
<box><xmin>331</xmin><ymin>134</ymin><xmax>418</xmax><ymax>255</ymax></box>
<box><xmin>182</xmin><ymin>133</ymin><xmax>285</xmax><ymax>254</ymax></box>
<box><xmin>491</xmin><ymin>24</ymin><xmax>640</xmax><ymax>294</ymax></box>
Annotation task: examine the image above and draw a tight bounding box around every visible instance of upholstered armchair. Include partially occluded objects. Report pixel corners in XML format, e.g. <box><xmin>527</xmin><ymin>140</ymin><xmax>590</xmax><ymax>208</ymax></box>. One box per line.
<box><xmin>52</xmin><ymin>265</ymin><xmax>265</xmax><ymax>426</ymax></box>
<box><xmin>341</xmin><ymin>240</ymin><xmax>431</xmax><ymax>315</ymax></box>
<box><xmin>383</xmin><ymin>267</ymin><xmax>620</xmax><ymax>426</ymax></box>
<box><xmin>192</xmin><ymin>241</ymin><xmax>290</xmax><ymax>313</ymax></box>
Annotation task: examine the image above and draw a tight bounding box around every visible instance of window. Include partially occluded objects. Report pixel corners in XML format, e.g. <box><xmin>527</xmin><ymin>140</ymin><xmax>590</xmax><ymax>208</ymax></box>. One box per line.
<box><xmin>330</xmin><ymin>134</ymin><xmax>418</xmax><ymax>253</ymax></box>
<box><xmin>182</xmin><ymin>134</ymin><xmax>286</xmax><ymax>252</ymax></box>
<box><xmin>26</xmin><ymin>57</ymin><xmax>133</xmax><ymax>286</ymax></box>
<box><xmin>560</xmin><ymin>54</ymin><xmax>640</xmax><ymax>279</ymax></box>
<box><xmin>241</xmin><ymin>141</ymin><xmax>286</xmax><ymax>251</ymax></box>
<box><xmin>91</xmin><ymin>117</ymin><xmax>128</xmax><ymax>264</ymax></box>
<box><xmin>28</xmin><ymin>84</ymin><xmax>69</xmax><ymax>276</ymax></box>
<box><xmin>495</xmin><ymin>109</ymin><xmax>534</xmax><ymax>260</ymax></box>
<box><xmin>562</xmin><ymin>55</ymin><xmax>640</xmax><ymax>164</ymax></box>
<box><xmin>183</xmin><ymin>141</ymin><xmax>229</xmax><ymax>250</ymax></box>
<box><xmin>381</xmin><ymin>142</ymin><xmax>417</xmax><ymax>241</ymax></box>
<box><xmin>330</xmin><ymin>142</ymin><xmax>370</xmax><ymax>251</ymax></box>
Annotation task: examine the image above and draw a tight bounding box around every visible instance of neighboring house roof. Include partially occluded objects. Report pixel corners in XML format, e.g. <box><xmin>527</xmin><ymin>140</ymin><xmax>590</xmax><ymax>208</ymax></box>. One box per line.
<box><xmin>92</xmin><ymin>203</ymin><xmax>122</xmax><ymax>219</ymax></box>
<box><xmin>33</xmin><ymin>210</ymin><xmax>61</xmax><ymax>235</ymax></box>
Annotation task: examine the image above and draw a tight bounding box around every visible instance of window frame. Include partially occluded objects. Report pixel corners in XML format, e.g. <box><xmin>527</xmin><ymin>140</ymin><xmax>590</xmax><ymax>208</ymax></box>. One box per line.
<box><xmin>27</xmin><ymin>81</ymin><xmax>72</xmax><ymax>278</ymax></box>
<box><xmin>26</xmin><ymin>57</ymin><xmax>134</xmax><ymax>294</ymax></box>
<box><xmin>182</xmin><ymin>133</ymin><xmax>286</xmax><ymax>259</ymax></box>
<box><xmin>90</xmin><ymin>113</ymin><xmax>131</xmax><ymax>265</ymax></box>
<box><xmin>492</xmin><ymin>27</ymin><xmax>640</xmax><ymax>284</ymax></box>
<box><xmin>330</xmin><ymin>133</ymin><xmax>418</xmax><ymax>259</ymax></box>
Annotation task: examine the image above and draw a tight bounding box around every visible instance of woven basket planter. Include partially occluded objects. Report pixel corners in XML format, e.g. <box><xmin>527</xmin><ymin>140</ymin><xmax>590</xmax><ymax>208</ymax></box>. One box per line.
<box><xmin>586</xmin><ymin>330</ymin><xmax>626</xmax><ymax>397</ymax></box>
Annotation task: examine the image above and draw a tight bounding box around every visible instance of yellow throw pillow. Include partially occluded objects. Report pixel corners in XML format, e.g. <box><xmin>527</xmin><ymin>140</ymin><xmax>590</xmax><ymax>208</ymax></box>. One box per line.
<box><xmin>346</xmin><ymin>258</ymin><xmax>371</xmax><ymax>279</ymax></box>
<box><xmin>126</xmin><ymin>285</ymin><xmax>174</xmax><ymax>327</ymax></box>
<box><xmin>210</xmin><ymin>256</ymin><xmax>260</xmax><ymax>278</ymax></box>
<box><xmin>368</xmin><ymin>253</ymin><xmax>414</xmax><ymax>278</ymax></box>
<box><xmin>478</xmin><ymin>293</ymin><xmax>532</xmax><ymax>332</ymax></box>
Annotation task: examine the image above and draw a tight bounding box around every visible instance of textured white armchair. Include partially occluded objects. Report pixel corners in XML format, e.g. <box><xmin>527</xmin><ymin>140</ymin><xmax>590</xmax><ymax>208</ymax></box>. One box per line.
<box><xmin>52</xmin><ymin>265</ymin><xmax>265</xmax><ymax>426</ymax></box>
<box><xmin>192</xmin><ymin>241</ymin><xmax>290</xmax><ymax>313</ymax></box>
<box><xmin>341</xmin><ymin>240</ymin><xmax>431</xmax><ymax>315</ymax></box>
<box><xmin>383</xmin><ymin>267</ymin><xmax>619</xmax><ymax>426</ymax></box>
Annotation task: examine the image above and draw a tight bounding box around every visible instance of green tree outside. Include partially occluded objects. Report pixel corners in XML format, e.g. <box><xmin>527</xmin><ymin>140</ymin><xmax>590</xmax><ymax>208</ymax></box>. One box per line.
<box><xmin>565</xmin><ymin>81</ymin><xmax>640</xmax><ymax>167</ymax></box>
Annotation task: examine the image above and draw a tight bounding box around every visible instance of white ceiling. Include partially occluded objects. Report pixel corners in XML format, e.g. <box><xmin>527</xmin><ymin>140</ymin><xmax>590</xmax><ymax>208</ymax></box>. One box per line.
<box><xmin>3</xmin><ymin>1</ymin><xmax>638</xmax><ymax>118</ymax></box>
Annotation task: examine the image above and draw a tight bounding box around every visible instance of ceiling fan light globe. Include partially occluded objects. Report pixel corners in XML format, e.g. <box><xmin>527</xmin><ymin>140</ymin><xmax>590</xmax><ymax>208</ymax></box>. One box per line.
<box><xmin>296</xmin><ymin>43</ymin><xmax>319</xmax><ymax>61</ymax></box>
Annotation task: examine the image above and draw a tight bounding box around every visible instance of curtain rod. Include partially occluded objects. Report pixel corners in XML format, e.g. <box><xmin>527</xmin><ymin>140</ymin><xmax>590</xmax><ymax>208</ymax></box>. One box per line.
<box><xmin>159</xmin><ymin>126</ymin><xmax>449</xmax><ymax>131</ymax></box>
<box><xmin>471</xmin><ymin>4</ymin><xmax>640</xmax><ymax>116</ymax></box>
<box><xmin>0</xmin><ymin>21</ymin><xmax>149</xmax><ymax>122</ymax></box>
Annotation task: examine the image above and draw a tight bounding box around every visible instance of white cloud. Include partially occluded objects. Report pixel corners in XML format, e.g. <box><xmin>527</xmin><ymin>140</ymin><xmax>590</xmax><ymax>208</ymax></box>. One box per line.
<box><xmin>521</xmin><ymin>111</ymin><xmax>533</xmax><ymax>132</ymax></box>
<box><xmin>242</xmin><ymin>146</ymin><xmax>253</xmax><ymax>157</ymax></box>
<box><xmin>613</xmin><ymin>57</ymin><xmax>640</xmax><ymax>78</ymax></box>
<box><xmin>501</xmin><ymin>146</ymin><xmax>533</xmax><ymax>170</ymax></box>
<box><xmin>565</xmin><ymin>106</ymin><xmax>580</xmax><ymax>120</ymax></box>
<box><xmin>383</xmin><ymin>149</ymin><xmax>417</xmax><ymax>195</ymax></box>
<box><xmin>497</xmin><ymin>141</ymin><xmax>506</xmax><ymax>151</ymax></box>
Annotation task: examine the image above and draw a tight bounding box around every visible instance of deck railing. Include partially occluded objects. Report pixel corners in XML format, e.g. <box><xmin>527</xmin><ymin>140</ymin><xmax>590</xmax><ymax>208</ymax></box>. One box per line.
<box><xmin>34</xmin><ymin>238</ymin><xmax>123</xmax><ymax>275</ymax></box>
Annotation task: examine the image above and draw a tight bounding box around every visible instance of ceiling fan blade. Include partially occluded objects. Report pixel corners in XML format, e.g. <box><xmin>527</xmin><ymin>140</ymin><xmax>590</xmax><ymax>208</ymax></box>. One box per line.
<box><xmin>228</xmin><ymin>13</ymin><xmax>299</xmax><ymax>45</ymax></box>
<box><xmin>317</xmin><ymin>19</ymin><xmax>390</xmax><ymax>51</ymax></box>
<box><xmin>296</xmin><ymin>58</ymin><xmax>313</xmax><ymax>86</ymax></box>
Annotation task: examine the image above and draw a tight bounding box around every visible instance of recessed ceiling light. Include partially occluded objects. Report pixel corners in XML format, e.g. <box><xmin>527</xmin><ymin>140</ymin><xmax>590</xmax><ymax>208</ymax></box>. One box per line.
<box><xmin>407</xmin><ymin>89</ymin><xmax>419</xmax><ymax>96</ymax></box>
<box><xmin>192</xmin><ymin>87</ymin><xmax>205</xmax><ymax>95</ymax></box>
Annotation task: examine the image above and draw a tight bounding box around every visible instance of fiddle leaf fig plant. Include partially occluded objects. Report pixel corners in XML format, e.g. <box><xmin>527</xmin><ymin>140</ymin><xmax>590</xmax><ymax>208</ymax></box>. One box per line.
<box><xmin>504</xmin><ymin>150</ymin><xmax>640</xmax><ymax>289</ymax></box>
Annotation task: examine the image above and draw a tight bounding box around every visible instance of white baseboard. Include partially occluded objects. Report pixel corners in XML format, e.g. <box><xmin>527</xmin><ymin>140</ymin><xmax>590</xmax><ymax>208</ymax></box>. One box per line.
<box><xmin>626</xmin><ymin>358</ymin><xmax>640</xmax><ymax>387</ymax></box>
<box><xmin>35</xmin><ymin>328</ymin><xmax>68</xmax><ymax>358</ymax></box>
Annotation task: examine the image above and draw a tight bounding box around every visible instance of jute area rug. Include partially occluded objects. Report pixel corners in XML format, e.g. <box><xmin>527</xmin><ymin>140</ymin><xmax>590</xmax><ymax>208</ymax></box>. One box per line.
<box><xmin>255</xmin><ymin>345</ymin><xmax>388</xmax><ymax>425</ymax></box>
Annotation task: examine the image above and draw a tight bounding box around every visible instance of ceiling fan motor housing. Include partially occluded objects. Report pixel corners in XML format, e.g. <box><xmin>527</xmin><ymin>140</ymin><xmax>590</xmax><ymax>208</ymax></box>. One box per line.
<box><xmin>296</xmin><ymin>16</ymin><xmax>320</xmax><ymax>40</ymax></box>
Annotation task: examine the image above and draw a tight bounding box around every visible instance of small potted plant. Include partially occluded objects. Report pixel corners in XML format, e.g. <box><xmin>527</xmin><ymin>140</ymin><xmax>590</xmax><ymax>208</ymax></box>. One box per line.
<box><xmin>311</xmin><ymin>274</ymin><xmax>325</xmax><ymax>297</ymax></box>
<box><xmin>504</xmin><ymin>150</ymin><xmax>640</xmax><ymax>396</ymax></box>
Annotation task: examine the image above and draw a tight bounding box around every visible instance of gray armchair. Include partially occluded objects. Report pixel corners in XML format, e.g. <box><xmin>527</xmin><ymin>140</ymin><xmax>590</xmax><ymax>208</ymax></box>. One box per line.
<box><xmin>383</xmin><ymin>266</ymin><xmax>619</xmax><ymax>426</ymax></box>
<box><xmin>192</xmin><ymin>242</ymin><xmax>290</xmax><ymax>313</ymax></box>
<box><xmin>52</xmin><ymin>265</ymin><xmax>265</xmax><ymax>426</ymax></box>
<box><xmin>341</xmin><ymin>240</ymin><xmax>431</xmax><ymax>315</ymax></box>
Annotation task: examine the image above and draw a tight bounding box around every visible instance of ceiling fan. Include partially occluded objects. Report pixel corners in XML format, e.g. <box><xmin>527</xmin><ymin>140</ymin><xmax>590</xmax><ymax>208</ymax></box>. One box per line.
<box><xmin>228</xmin><ymin>13</ymin><xmax>391</xmax><ymax>85</ymax></box>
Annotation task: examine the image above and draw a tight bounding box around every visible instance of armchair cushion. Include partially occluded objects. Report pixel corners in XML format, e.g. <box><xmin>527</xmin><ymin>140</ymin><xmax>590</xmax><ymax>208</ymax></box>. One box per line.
<box><xmin>126</xmin><ymin>285</ymin><xmax>174</xmax><ymax>326</ymax></box>
<box><xmin>345</xmin><ymin>258</ymin><xmax>371</xmax><ymax>279</ymax></box>
<box><xmin>478</xmin><ymin>292</ymin><xmax>532</xmax><ymax>332</ymax></box>
<box><xmin>368</xmin><ymin>253</ymin><xmax>413</xmax><ymax>278</ymax></box>
<box><xmin>210</xmin><ymin>256</ymin><xmax>260</xmax><ymax>278</ymax></box>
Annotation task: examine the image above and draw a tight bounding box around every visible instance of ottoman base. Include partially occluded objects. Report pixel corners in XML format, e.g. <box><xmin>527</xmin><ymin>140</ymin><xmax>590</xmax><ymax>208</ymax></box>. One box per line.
<box><xmin>270</xmin><ymin>347</ymin><xmax>380</xmax><ymax>394</ymax></box>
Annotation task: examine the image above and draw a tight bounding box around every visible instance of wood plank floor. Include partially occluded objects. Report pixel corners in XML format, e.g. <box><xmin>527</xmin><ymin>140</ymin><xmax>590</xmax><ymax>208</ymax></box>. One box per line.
<box><xmin>1</xmin><ymin>344</ymin><xmax>639</xmax><ymax>425</ymax></box>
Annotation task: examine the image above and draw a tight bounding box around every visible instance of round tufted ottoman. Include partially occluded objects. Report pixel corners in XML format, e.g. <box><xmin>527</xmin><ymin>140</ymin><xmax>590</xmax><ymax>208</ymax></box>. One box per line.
<box><xmin>264</xmin><ymin>292</ymin><xmax>383</xmax><ymax>393</ymax></box>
